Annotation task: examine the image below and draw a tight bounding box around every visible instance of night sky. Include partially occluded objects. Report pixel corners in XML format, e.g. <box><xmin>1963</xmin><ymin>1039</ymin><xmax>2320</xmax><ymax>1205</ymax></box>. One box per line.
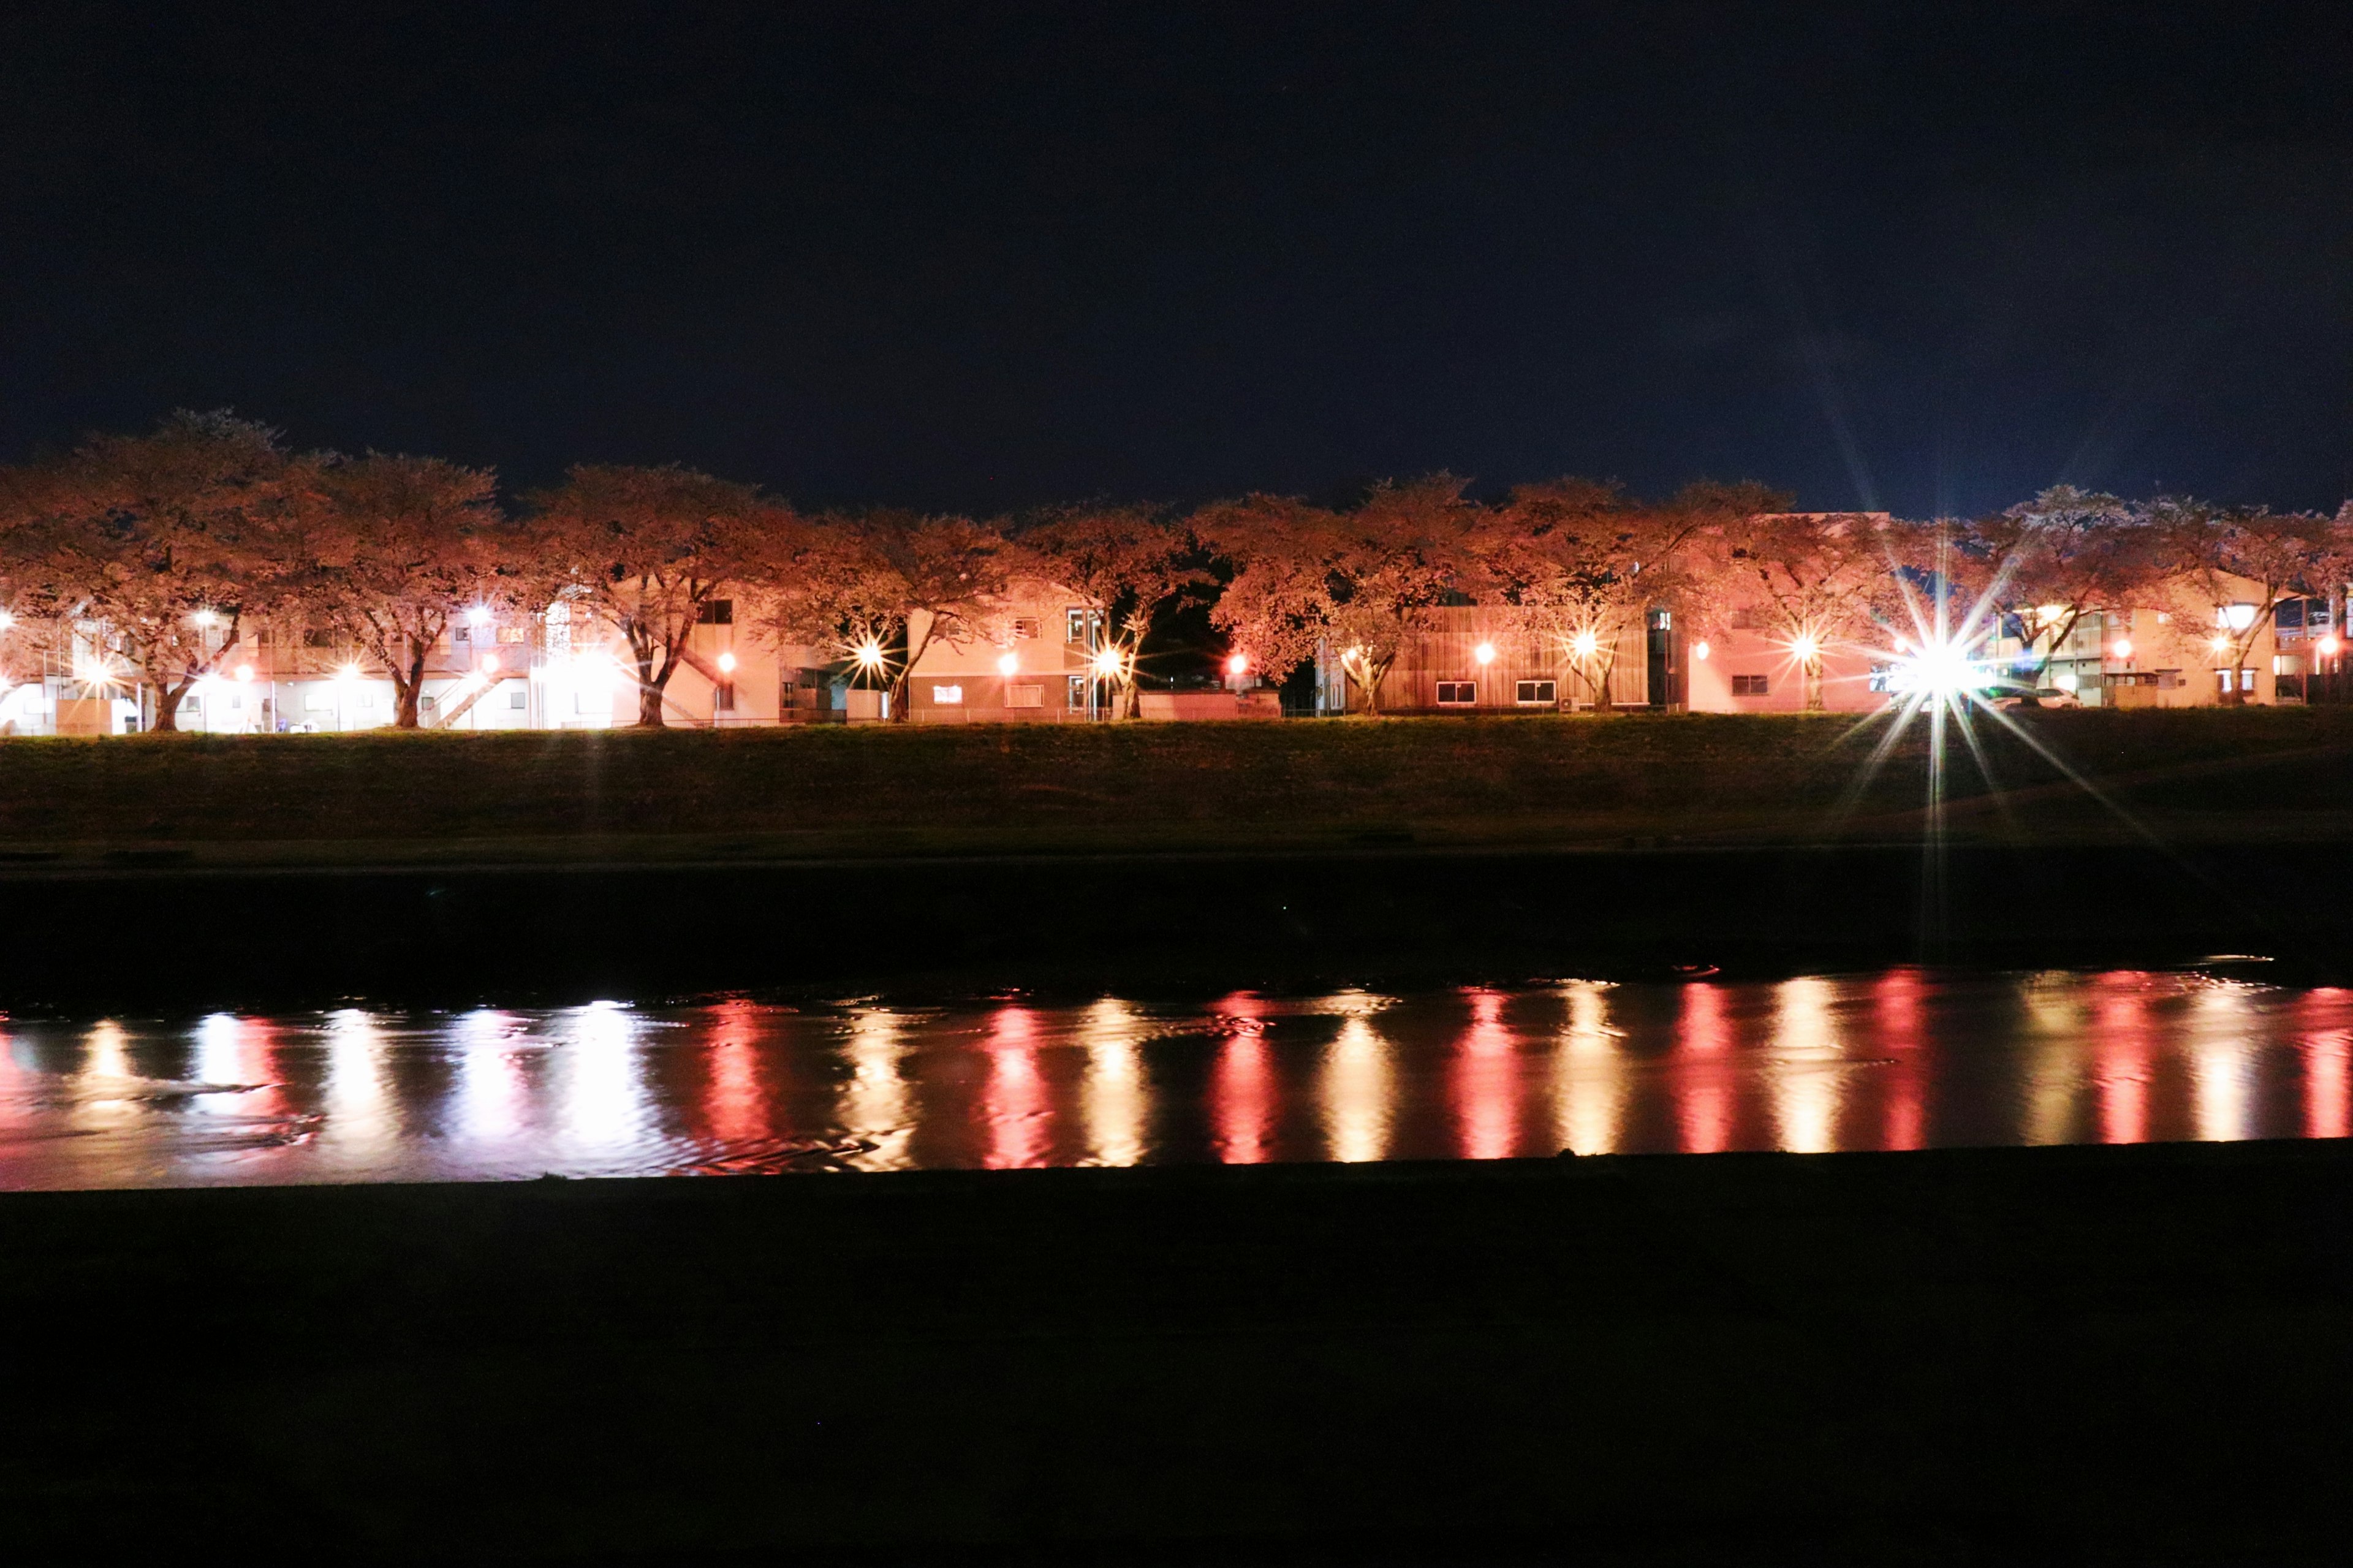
<box><xmin>2</xmin><ymin>2</ymin><xmax>2347</xmax><ymax>517</ymax></box>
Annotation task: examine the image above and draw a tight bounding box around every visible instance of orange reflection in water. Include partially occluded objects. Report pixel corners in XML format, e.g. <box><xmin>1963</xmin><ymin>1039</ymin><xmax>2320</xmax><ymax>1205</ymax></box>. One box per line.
<box><xmin>1675</xmin><ymin>983</ymin><xmax>1735</xmax><ymax>1153</ymax></box>
<box><xmin>702</xmin><ymin>999</ymin><xmax>769</xmax><ymax>1145</ymax></box>
<box><xmin>1555</xmin><ymin>982</ymin><xmax>1623</xmax><ymax>1156</ymax></box>
<box><xmin>1453</xmin><ymin>989</ymin><xmax>1517</xmax><ymax>1160</ymax></box>
<box><xmin>1211</xmin><ymin>992</ymin><xmax>1275</xmax><ymax>1164</ymax></box>
<box><xmin>1322</xmin><ymin>1013</ymin><xmax>1391</xmax><ymax>1162</ymax></box>
<box><xmin>2091</xmin><ymin>973</ymin><xmax>2154</xmax><ymax>1145</ymax></box>
<box><xmin>2298</xmin><ymin>988</ymin><xmax>2352</xmax><ymax>1140</ymax></box>
<box><xmin>983</xmin><ymin>1006</ymin><xmax>1048</xmax><ymax>1169</ymax></box>
<box><xmin>1874</xmin><ymin>969</ymin><xmax>1927</xmax><ymax>1150</ymax></box>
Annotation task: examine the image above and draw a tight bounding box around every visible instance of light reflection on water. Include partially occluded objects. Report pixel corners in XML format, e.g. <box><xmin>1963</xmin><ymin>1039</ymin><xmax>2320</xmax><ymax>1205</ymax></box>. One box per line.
<box><xmin>2</xmin><ymin>969</ymin><xmax>2350</xmax><ymax>1191</ymax></box>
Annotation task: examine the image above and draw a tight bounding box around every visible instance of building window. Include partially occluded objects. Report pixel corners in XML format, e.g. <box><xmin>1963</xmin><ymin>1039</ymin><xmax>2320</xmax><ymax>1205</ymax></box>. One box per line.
<box><xmin>1007</xmin><ymin>684</ymin><xmax>1044</xmax><ymax>708</ymax></box>
<box><xmin>714</xmin><ymin>681</ymin><xmax>736</xmax><ymax>711</ymax></box>
<box><xmin>1732</xmin><ymin>674</ymin><xmax>1770</xmax><ymax>696</ymax></box>
<box><xmin>1012</xmin><ymin>617</ymin><xmax>1040</xmax><ymax>640</ymax></box>
<box><xmin>780</xmin><ymin>681</ymin><xmax>798</xmax><ymax>709</ymax></box>
<box><xmin>303</xmin><ymin>628</ymin><xmax>337</xmax><ymax>648</ymax></box>
<box><xmin>931</xmin><ymin>683</ymin><xmax>963</xmax><ymax>705</ymax></box>
<box><xmin>497</xmin><ymin>624</ymin><xmax>527</xmax><ymax>644</ymax></box>
<box><xmin>304</xmin><ymin>689</ymin><xmax>335</xmax><ymax>711</ymax></box>
<box><xmin>1436</xmin><ymin>681</ymin><xmax>1476</xmax><ymax>705</ymax></box>
<box><xmin>1067</xmin><ymin>675</ymin><xmax>1091</xmax><ymax>709</ymax></box>
<box><xmin>697</xmin><ymin>599</ymin><xmax>734</xmax><ymax>625</ymax></box>
<box><xmin>2218</xmin><ymin>667</ymin><xmax>2260</xmax><ymax>694</ymax></box>
<box><xmin>1514</xmin><ymin>680</ymin><xmax>1556</xmax><ymax>705</ymax></box>
<box><xmin>357</xmin><ymin>691</ymin><xmax>375</xmax><ymax>708</ymax></box>
<box><xmin>1065</xmin><ymin>608</ymin><xmax>1103</xmax><ymax>645</ymax></box>
<box><xmin>2155</xmin><ymin>669</ymin><xmax>2181</xmax><ymax>689</ymax></box>
<box><xmin>508</xmin><ymin>686</ymin><xmax>527</xmax><ymax>710</ymax></box>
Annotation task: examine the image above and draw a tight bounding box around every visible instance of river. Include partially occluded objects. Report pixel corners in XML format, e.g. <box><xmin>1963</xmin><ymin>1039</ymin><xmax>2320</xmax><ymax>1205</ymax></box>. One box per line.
<box><xmin>2</xmin><ymin>966</ymin><xmax>2347</xmax><ymax>1188</ymax></box>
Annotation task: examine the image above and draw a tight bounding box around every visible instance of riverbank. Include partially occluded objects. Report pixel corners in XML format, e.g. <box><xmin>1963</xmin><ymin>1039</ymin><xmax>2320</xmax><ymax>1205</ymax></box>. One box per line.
<box><xmin>7</xmin><ymin>837</ymin><xmax>2349</xmax><ymax>1009</ymax></box>
<box><xmin>3</xmin><ymin>1139</ymin><xmax>2347</xmax><ymax>1562</ymax></box>
<box><xmin>2</xmin><ymin>708</ymin><xmax>2351</xmax><ymax>866</ymax></box>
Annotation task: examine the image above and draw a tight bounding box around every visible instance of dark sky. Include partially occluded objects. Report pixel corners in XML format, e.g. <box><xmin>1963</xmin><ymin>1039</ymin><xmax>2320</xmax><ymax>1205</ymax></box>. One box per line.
<box><xmin>2</xmin><ymin>2</ymin><xmax>2348</xmax><ymax>517</ymax></box>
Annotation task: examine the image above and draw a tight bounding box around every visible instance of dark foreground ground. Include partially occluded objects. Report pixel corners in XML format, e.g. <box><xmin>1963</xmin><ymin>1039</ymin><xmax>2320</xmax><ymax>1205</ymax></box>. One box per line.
<box><xmin>6</xmin><ymin>1140</ymin><xmax>2352</xmax><ymax>1564</ymax></box>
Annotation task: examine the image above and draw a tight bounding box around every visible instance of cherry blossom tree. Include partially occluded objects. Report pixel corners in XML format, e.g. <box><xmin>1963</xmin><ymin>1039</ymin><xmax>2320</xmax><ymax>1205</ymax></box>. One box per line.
<box><xmin>2147</xmin><ymin>498</ymin><xmax>2353</xmax><ymax>704</ymax></box>
<box><xmin>1468</xmin><ymin>479</ymin><xmax>1740</xmax><ymax>710</ymax></box>
<box><xmin>301</xmin><ymin>453</ymin><xmax>514</xmax><ymax>727</ymax></box>
<box><xmin>1199</xmin><ymin>476</ymin><xmax>1477</xmax><ymax>714</ymax></box>
<box><xmin>755</xmin><ymin>509</ymin><xmax>1009</xmax><ymax>721</ymax></box>
<box><xmin>1012</xmin><ymin>504</ymin><xmax>1207</xmax><ymax>716</ymax></box>
<box><xmin>526</xmin><ymin>464</ymin><xmax>775</xmax><ymax>727</ymax></box>
<box><xmin>3</xmin><ymin>411</ymin><xmax>304</xmax><ymax>732</ymax></box>
<box><xmin>1964</xmin><ymin>486</ymin><xmax>2159</xmax><ymax>686</ymax></box>
<box><xmin>1694</xmin><ymin>505</ymin><xmax>1900</xmax><ymax>711</ymax></box>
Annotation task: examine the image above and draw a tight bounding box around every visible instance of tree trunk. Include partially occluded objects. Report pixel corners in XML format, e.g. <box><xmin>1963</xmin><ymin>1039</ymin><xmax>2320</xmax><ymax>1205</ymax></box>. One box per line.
<box><xmin>393</xmin><ymin>645</ymin><xmax>427</xmax><ymax>729</ymax></box>
<box><xmin>147</xmin><ymin>688</ymin><xmax>178</xmax><ymax>733</ymax></box>
<box><xmin>632</xmin><ymin>635</ymin><xmax>667</xmax><ymax>726</ymax></box>
<box><xmin>1805</xmin><ymin>656</ymin><xmax>1825</xmax><ymax>712</ymax></box>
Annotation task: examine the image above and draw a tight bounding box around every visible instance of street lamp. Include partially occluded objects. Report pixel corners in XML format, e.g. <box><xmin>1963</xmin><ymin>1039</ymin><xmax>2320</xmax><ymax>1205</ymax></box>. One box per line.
<box><xmin>1474</xmin><ymin>642</ymin><xmax>1496</xmax><ymax>666</ymax></box>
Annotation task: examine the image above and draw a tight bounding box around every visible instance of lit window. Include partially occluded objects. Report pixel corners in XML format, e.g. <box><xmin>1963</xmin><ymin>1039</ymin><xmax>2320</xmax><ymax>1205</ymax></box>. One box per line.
<box><xmin>508</xmin><ymin>687</ymin><xmax>527</xmax><ymax>710</ymax></box>
<box><xmin>1067</xmin><ymin>675</ymin><xmax>1091</xmax><ymax>708</ymax></box>
<box><xmin>497</xmin><ymin>625</ymin><xmax>527</xmax><ymax>644</ymax></box>
<box><xmin>1514</xmin><ymin>680</ymin><xmax>1556</xmax><ymax>705</ymax></box>
<box><xmin>1436</xmin><ymin>681</ymin><xmax>1476</xmax><ymax>705</ymax></box>
<box><xmin>932</xmin><ymin>683</ymin><xmax>963</xmax><ymax>705</ymax></box>
<box><xmin>1732</xmin><ymin>674</ymin><xmax>1770</xmax><ymax>696</ymax></box>
<box><xmin>304</xmin><ymin>689</ymin><xmax>335</xmax><ymax>711</ymax></box>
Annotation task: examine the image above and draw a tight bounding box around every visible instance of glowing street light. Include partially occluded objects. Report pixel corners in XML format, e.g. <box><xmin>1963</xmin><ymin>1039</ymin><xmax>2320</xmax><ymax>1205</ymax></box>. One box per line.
<box><xmin>1790</xmin><ymin>633</ymin><xmax>1821</xmax><ymax>662</ymax></box>
<box><xmin>234</xmin><ymin>664</ymin><xmax>255</xmax><ymax>683</ymax></box>
<box><xmin>2210</xmin><ymin>635</ymin><xmax>2230</xmax><ymax>653</ymax></box>
<box><xmin>2111</xmin><ymin>638</ymin><xmax>2133</xmax><ymax>660</ymax></box>
<box><xmin>1224</xmin><ymin>653</ymin><xmax>1249</xmax><ymax>677</ymax></box>
<box><xmin>190</xmin><ymin>608</ymin><xmax>218</xmax><ymax>629</ymax></box>
<box><xmin>479</xmin><ymin>653</ymin><xmax>501</xmax><ymax>675</ymax></box>
<box><xmin>466</xmin><ymin>605</ymin><xmax>493</xmax><ymax>627</ymax></box>
<box><xmin>1692</xmin><ymin>640</ymin><xmax>1710</xmax><ymax>661</ymax></box>
<box><xmin>716</xmin><ymin>650</ymin><xmax>738</xmax><ymax>675</ymax></box>
<box><xmin>1473</xmin><ymin>641</ymin><xmax>1496</xmax><ymax>666</ymax></box>
<box><xmin>854</xmin><ymin>640</ymin><xmax>885</xmax><ymax>672</ymax></box>
<box><xmin>0</xmin><ymin>611</ymin><xmax>15</xmax><ymax>632</ymax></box>
<box><xmin>2322</xmin><ymin>635</ymin><xmax>2344</xmax><ymax>657</ymax></box>
<box><xmin>1569</xmin><ymin>631</ymin><xmax>1598</xmax><ymax>659</ymax></box>
<box><xmin>1092</xmin><ymin>647</ymin><xmax>1124</xmax><ymax>678</ymax></box>
<box><xmin>997</xmin><ymin>653</ymin><xmax>1021</xmax><ymax>676</ymax></box>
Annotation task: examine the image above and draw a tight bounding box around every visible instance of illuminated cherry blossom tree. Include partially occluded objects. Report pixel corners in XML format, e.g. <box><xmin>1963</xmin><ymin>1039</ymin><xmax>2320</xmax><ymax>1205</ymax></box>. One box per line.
<box><xmin>1012</xmin><ymin>504</ymin><xmax>1207</xmax><ymax>716</ymax></box>
<box><xmin>3</xmin><ymin>411</ymin><xmax>304</xmax><ymax>732</ymax></box>
<box><xmin>302</xmin><ymin>453</ymin><xmax>514</xmax><ymax>727</ymax></box>
<box><xmin>528</xmin><ymin>464</ymin><xmax>778</xmax><ymax>727</ymax></box>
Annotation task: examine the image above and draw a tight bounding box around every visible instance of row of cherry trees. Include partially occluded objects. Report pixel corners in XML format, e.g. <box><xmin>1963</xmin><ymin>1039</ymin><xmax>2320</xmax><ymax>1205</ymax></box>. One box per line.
<box><xmin>2</xmin><ymin>410</ymin><xmax>2349</xmax><ymax>729</ymax></box>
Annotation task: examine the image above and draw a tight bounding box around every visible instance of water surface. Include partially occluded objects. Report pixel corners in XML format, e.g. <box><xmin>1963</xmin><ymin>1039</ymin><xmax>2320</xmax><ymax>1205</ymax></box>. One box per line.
<box><xmin>4</xmin><ymin>969</ymin><xmax>2349</xmax><ymax>1189</ymax></box>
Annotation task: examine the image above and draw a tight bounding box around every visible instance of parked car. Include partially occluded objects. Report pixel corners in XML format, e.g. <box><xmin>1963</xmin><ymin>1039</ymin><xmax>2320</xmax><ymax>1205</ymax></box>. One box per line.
<box><xmin>1991</xmin><ymin>687</ymin><xmax>2082</xmax><ymax>710</ymax></box>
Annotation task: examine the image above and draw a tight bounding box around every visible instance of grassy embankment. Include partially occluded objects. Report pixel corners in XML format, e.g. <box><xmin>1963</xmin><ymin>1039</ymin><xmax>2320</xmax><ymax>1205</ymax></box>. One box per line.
<box><xmin>5</xmin><ymin>1141</ymin><xmax>2351</xmax><ymax>1561</ymax></box>
<box><xmin>1</xmin><ymin>707</ymin><xmax>2351</xmax><ymax>868</ymax></box>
